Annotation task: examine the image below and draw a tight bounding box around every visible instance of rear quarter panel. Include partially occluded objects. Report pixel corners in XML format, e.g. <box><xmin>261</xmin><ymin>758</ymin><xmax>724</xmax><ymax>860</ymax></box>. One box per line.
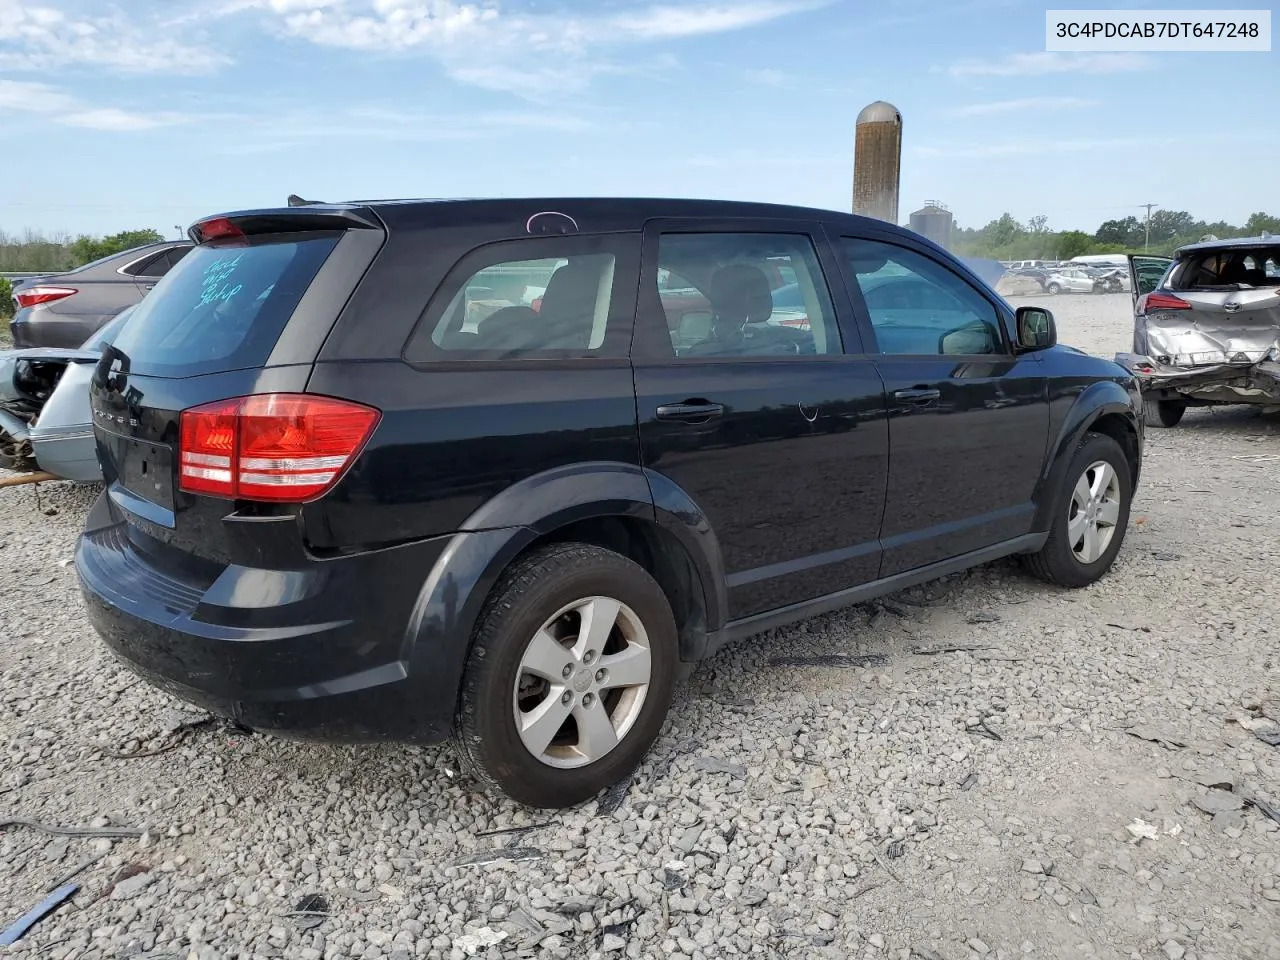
<box><xmin>304</xmin><ymin>359</ymin><xmax>642</xmax><ymax>550</ymax></box>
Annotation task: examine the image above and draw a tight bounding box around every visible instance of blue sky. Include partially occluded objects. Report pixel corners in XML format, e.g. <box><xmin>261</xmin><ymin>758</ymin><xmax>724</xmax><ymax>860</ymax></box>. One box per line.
<box><xmin>0</xmin><ymin>0</ymin><xmax>1275</xmax><ymax>238</ymax></box>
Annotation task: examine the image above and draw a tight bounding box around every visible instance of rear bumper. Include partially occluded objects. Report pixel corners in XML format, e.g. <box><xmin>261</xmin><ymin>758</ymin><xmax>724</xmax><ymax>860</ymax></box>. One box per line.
<box><xmin>75</xmin><ymin>489</ymin><xmax>463</xmax><ymax>744</ymax></box>
<box><xmin>1116</xmin><ymin>353</ymin><xmax>1280</xmax><ymax>406</ymax></box>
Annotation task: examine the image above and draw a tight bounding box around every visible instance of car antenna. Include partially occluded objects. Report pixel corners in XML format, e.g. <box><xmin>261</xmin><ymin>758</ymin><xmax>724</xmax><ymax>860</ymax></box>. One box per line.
<box><xmin>287</xmin><ymin>194</ymin><xmax>323</xmax><ymax>207</ymax></box>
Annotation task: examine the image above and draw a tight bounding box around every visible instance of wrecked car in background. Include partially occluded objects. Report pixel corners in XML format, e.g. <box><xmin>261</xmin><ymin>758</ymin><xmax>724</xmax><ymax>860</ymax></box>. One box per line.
<box><xmin>1116</xmin><ymin>237</ymin><xmax>1280</xmax><ymax>427</ymax></box>
<box><xmin>0</xmin><ymin>307</ymin><xmax>132</xmax><ymax>480</ymax></box>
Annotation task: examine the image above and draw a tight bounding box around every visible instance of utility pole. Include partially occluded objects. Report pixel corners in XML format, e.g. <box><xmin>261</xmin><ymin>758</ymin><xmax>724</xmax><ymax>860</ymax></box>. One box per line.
<box><xmin>1140</xmin><ymin>203</ymin><xmax>1157</xmax><ymax>252</ymax></box>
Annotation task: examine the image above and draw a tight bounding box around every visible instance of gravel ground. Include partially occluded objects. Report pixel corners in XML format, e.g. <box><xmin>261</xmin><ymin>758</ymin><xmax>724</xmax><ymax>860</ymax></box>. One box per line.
<box><xmin>2</xmin><ymin>291</ymin><xmax>1279</xmax><ymax>960</ymax></box>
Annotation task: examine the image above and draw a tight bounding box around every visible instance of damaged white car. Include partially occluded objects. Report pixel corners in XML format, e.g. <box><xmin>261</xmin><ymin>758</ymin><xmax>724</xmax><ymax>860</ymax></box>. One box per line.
<box><xmin>0</xmin><ymin>307</ymin><xmax>133</xmax><ymax>481</ymax></box>
<box><xmin>1115</xmin><ymin>237</ymin><xmax>1280</xmax><ymax>427</ymax></box>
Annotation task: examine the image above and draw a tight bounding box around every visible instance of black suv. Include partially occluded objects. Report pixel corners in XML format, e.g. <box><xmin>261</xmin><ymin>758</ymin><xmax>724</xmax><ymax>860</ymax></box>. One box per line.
<box><xmin>76</xmin><ymin>198</ymin><xmax>1143</xmax><ymax>808</ymax></box>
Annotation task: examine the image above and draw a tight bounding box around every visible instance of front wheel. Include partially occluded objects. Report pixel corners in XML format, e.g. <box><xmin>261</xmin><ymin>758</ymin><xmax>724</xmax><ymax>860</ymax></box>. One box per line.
<box><xmin>1023</xmin><ymin>431</ymin><xmax>1132</xmax><ymax>588</ymax></box>
<box><xmin>1046</xmin><ymin>282</ymin><xmax>1062</xmax><ymax>295</ymax></box>
<box><xmin>1144</xmin><ymin>398</ymin><xmax>1186</xmax><ymax>428</ymax></box>
<box><xmin>453</xmin><ymin>542</ymin><xmax>679</xmax><ymax>808</ymax></box>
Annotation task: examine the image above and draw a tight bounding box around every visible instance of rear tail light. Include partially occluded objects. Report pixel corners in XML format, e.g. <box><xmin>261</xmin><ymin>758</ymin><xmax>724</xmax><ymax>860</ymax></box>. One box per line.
<box><xmin>1136</xmin><ymin>292</ymin><xmax>1191</xmax><ymax>314</ymax></box>
<box><xmin>15</xmin><ymin>286</ymin><xmax>77</xmax><ymax>308</ymax></box>
<box><xmin>179</xmin><ymin>394</ymin><xmax>380</xmax><ymax>502</ymax></box>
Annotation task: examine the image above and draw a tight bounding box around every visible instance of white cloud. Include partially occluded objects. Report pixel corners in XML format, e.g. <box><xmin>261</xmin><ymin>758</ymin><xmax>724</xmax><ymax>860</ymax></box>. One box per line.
<box><xmin>0</xmin><ymin>0</ymin><xmax>819</xmax><ymax>97</ymax></box>
<box><xmin>913</xmin><ymin>136</ymin><xmax>1157</xmax><ymax>159</ymax></box>
<box><xmin>916</xmin><ymin>130</ymin><xmax>1278</xmax><ymax>160</ymax></box>
<box><xmin>63</xmin><ymin>108</ymin><xmax>169</xmax><ymax>131</ymax></box>
<box><xmin>745</xmin><ymin>67</ymin><xmax>791</xmax><ymax>87</ymax></box>
<box><xmin>0</xmin><ymin>73</ymin><xmax>593</xmax><ymax>146</ymax></box>
<box><xmin>217</xmin><ymin>0</ymin><xmax>823</xmax><ymax>97</ymax></box>
<box><xmin>949</xmin><ymin>51</ymin><xmax>1155</xmax><ymax>77</ymax></box>
<box><xmin>681</xmin><ymin>149</ymin><xmax>845</xmax><ymax>169</ymax></box>
<box><xmin>0</xmin><ymin>79</ymin><xmax>196</xmax><ymax>131</ymax></box>
<box><xmin>608</xmin><ymin>2</ymin><xmax>825</xmax><ymax>40</ymax></box>
<box><xmin>216</xmin><ymin>102</ymin><xmax>595</xmax><ymax>153</ymax></box>
<box><xmin>0</xmin><ymin>0</ymin><xmax>229</xmax><ymax>74</ymax></box>
<box><xmin>947</xmin><ymin>96</ymin><xmax>1101</xmax><ymax>118</ymax></box>
<box><xmin>0</xmin><ymin>78</ymin><xmax>76</xmax><ymax>113</ymax></box>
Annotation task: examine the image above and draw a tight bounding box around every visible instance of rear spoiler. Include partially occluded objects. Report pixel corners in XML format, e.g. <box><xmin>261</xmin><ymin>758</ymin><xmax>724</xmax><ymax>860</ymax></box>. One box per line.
<box><xmin>188</xmin><ymin>205</ymin><xmax>382</xmax><ymax>244</ymax></box>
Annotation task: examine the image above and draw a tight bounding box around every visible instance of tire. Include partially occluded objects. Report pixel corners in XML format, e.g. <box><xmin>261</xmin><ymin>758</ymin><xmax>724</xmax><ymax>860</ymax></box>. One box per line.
<box><xmin>1023</xmin><ymin>431</ymin><xmax>1132</xmax><ymax>588</ymax></box>
<box><xmin>453</xmin><ymin>542</ymin><xmax>679</xmax><ymax>808</ymax></box>
<box><xmin>1143</xmin><ymin>398</ymin><xmax>1185</xmax><ymax>428</ymax></box>
<box><xmin>1047</xmin><ymin>282</ymin><xmax>1061</xmax><ymax>295</ymax></box>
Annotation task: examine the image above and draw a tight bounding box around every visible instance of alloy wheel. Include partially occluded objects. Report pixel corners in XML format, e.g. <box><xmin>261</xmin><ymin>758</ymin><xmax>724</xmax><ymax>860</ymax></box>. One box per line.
<box><xmin>1067</xmin><ymin>460</ymin><xmax>1121</xmax><ymax>564</ymax></box>
<box><xmin>512</xmin><ymin>596</ymin><xmax>652</xmax><ymax>769</ymax></box>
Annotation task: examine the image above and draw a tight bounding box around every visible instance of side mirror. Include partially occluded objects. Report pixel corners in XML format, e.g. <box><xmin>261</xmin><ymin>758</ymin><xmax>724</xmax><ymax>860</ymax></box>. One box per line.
<box><xmin>1015</xmin><ymin>306</ymin><xmax>1056</xmax><ymax>351</ymax></box>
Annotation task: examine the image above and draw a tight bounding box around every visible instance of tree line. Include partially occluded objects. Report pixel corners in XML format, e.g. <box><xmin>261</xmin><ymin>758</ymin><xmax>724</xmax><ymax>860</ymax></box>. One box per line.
<box><xmin>1</xmin><ymin>228</ymin><xmax>167</xmax><ymax>274</ymax></box>
<box><xmin>1</xmin><ymin>228</ymin><xmax>169</xmax><ymax>321</ymax></box>
<box><xmin>953</xmin><ymin>211</ymin><xmax>1280</xmax><ymax>261</ymax></box>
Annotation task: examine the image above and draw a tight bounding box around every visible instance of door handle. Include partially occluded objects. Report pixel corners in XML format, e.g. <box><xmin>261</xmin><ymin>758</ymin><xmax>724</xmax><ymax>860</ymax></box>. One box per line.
<box><xmin>655</xmin><ymin>401</ymin><xmax>725</xmax><ymax>423</ymax></box>
<box><xmin>893</xmin><ymin>387</ymin><xmax>941</xmax><ymax>403</ymax></box>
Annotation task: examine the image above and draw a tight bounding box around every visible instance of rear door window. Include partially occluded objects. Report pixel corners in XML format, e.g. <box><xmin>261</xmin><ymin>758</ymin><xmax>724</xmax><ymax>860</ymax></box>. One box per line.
<box><xmin>405</xmin><ymin>234</ymin><xmax>639</xmax><ymax>362</ymax></box>
<box><xmin>107</xmin><ymin>233</ymin><xmax>339</xmax><ymax>378</ymax></box>
<box><xmin>648</xmin><ymin>232</ymin><xmax>843</xmax><ymax>358</ymax></box>
<box><xmin>139</xmin><ymin>246</ymin><xmax>191</xmax><ymax>277</ymax></box>
<box><xmin>123</xmin><ymin>250</ymin><xmax>169</xmax><ymax>278</ymax></box>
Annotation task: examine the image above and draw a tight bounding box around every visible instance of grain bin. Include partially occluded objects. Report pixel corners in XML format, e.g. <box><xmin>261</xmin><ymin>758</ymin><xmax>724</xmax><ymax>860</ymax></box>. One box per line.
<box><xmin>909</xmin><ymin>202</ymin><xmax>953</xmax><ymax>250</ymax></box>
<box><xmin>853</xmin><ymin>101</ymin><xmax>902</xmax><ymax>223</ymax></box>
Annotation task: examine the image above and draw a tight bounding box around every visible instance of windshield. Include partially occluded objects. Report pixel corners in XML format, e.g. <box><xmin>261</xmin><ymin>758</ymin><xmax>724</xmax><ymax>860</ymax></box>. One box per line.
<box><xmin>1170</xmin><ymin>246</ymin><xmax>1280</xmax><ymax>290</ymax></box>
<box><xmin>107</xmin><ymin>232</ymin><xmax>339</xmax><ymax>378</ymax></box>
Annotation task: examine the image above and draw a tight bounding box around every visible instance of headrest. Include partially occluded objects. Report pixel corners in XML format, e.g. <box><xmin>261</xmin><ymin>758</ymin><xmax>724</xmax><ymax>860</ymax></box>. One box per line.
<box><xmin>708</xmin><ymin>264</ymin><xmax>773</xmax><ymax>326</ymax></box>
<box><xmin>540</xmin><ymin>261</ymin><xmax>601</xmax><ymax>321</ymax></box>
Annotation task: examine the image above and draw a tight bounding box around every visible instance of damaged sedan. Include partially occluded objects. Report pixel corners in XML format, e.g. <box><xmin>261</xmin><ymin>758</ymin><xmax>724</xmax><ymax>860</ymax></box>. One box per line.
<box><xmin>0</xmin><ymin>307</ymin><xmax>132</xmax><ymax>481</ymax></box>
<box><xmin>1115</xmin><ymin>237</ymin><xmax>1280</xmax><ymax>427</ymax></box>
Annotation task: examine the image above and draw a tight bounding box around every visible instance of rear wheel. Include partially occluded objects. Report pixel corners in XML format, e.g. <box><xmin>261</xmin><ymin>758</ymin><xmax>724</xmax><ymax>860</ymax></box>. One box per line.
<box><xmin>1143</xmin><ymin>398</ymin><xmax>1186</xmax><ymax>428</ymax></box>
<box><xmin>1024</xmin><ymin>432</ymin><xmax>1132</xmax><ymax>588</ymax></box>
<box><xmin>453</xmin><ymin>542</ymin><xmax>678</xmax><ymax>808</ymax></box>
<box><xmin>1047</xmin><ymin>282</ymin><xmax>1062</xmax><ymax>295</ymax></box>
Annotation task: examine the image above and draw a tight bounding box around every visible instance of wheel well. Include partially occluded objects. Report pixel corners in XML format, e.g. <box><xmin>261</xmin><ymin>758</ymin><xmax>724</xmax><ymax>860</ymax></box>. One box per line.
<box><xmin>515</xmin><ymin>517</ymin><xmax>709</xmax><ymax>662</ymax></box>
<box><xmin>1088</xmin><ymin>412</ymin><xmax>1140</xmax><ymax>486</ymax></box>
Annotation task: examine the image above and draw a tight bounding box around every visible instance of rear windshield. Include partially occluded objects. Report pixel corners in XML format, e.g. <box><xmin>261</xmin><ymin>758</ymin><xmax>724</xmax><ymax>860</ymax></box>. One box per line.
<box><xmin>107</xmin><ymin>232</ymin><xmax>339</xmax><ymax>378</ymax></box>
<box><xmin>1171</xmin><ymin>246</ymin><xmax>1280</xmax><ymax>291</ymax></box>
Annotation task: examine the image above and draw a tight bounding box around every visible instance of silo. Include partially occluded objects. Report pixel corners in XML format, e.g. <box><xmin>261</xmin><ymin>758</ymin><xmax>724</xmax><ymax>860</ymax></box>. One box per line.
<box><xmin>853</xmin><ymin>101</ymin><xmax>902</xmax><ymax>223</ymax></box>
<box><xmin>909</xmin><ymin>202</ymin><xmax>953</xmax><ymax>250</ymax></box>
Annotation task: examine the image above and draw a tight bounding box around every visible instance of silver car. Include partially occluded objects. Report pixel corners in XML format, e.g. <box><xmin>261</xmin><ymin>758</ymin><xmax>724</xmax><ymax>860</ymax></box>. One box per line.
<box><xmin>0</xmin><ymin>307</ymin><xmax>133</xmax><ymax>481</ymax></box>
<box><xmin>1116</xmin><ymin>237</ymin><xmax>1280</xmax><ymax>426</ymax></box>
<box><xmin>1043</xmin><ymin>267</ymin><xmax>1097</xmax><ymax>295</ymax></box>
